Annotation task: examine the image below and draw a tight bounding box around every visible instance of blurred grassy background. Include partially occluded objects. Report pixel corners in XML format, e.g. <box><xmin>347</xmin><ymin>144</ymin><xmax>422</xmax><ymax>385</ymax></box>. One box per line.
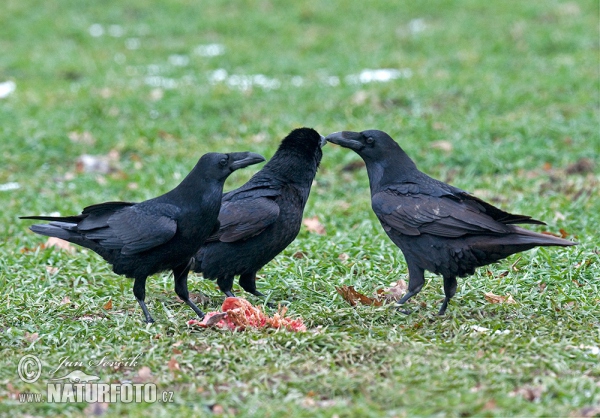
<box><xmin>1</xmin><ymin>0</ymin><xmax>598</xmax><ymax>416</ymax></box>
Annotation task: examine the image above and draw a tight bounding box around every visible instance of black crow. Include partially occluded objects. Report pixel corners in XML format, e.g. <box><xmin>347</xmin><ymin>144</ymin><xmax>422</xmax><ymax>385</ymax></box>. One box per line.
<box><xmin>326</xmin><ymin>129</ymin><xmax>576</xmax><ymax>314</ymax></box>
<box><xmin>192</xmin><ymin>127</ymin><xmax>325</xmax><ymax>300</ymax></box>
<box><xmin>20</xmin><ymin>151</ymin><xmax>265</xmax><ymax>323</ymax></box>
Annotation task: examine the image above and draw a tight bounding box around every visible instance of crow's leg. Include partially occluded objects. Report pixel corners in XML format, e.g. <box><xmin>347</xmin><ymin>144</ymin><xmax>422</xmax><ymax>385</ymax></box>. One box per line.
<box><xmin>397</xmin><ymin>264</ymin><xmax>425</xmax><ymax>313</ymax></box>
<box><xmin>217</xmin><ymin>276</ymin><xmax>236</xmax><ymax>298</ymax></box>
<box><xmin>239</xmin><ymin>272</ymin><xmax>265</xmax><ymax>297</ymax></box>
<box><xmin>173</xmin><ymin>262</ymin><xmax>205</xmax><ymax>320</ymax></box>
<box><xmin>239</xmin><ymin>272</ymin><xmax>276</xmax><ymax>308</ymax></box>
<box><xmin>133</xmin><ymin>276</ymin><xmax>154</xmax><ymax>324</ymax></box>
<box><xmin>439</xmin><ymin>276</ymin><xmax>457</xmax><ymax>315</ymax></box>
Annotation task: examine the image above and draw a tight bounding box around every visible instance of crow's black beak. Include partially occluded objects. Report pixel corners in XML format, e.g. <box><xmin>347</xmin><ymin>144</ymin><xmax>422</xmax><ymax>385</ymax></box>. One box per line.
<box><xmin>325</xmin><ymin>131</ymin><xmax>364</xmax><ymax>151</ymax></box>
<box><xmin>228</xmin><ymin>152</ymin><xmax>265</xmax><ymax>171</ymax></box>
<box><xmin>319</xmin><ymin>135</ymin><xmax>327</xmax><ymax>148</ymax></box>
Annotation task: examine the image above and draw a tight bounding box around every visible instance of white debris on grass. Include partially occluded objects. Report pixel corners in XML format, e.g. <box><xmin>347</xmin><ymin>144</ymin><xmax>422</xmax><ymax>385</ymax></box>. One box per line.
<box><xmin>346</xmin><ymin>68</ymin><xmax>412</xmax><ymax>84</ymax></box>
<box><xmin>0</xmin><ymin>80</ymin><xmax>16</xmax><ymax>98</ymax></box>
<box><xmin>0</xmin><ymin>182</ymin><xmax>20</xmax><ymax>192</ymax></box>
<box><xmin>125</xmin><ymin>38</ymin><xmax>141</xmax><ymax>50</ymax></box>
<box><xmin>108</xmin><ymin>24</ymin><xmax>124</xmax><ymax>37</ymax></box>
<box><xmin>168</xmin><ymin>55</ymin><xmax>189</xmax><ymax>67</ymax></box>
<box><xmin>144</xmin><ymin>76</ymin><xmax>177</xmax><ymax>89</ymax></box>
<box><xmin>194</xmin><ymin>43</ymin><xmax>225</xmax><ymax>57</ymax></box>
<box><xmin>408</xmin><ymin>18</ymin><xmax>427</xmax><ymax>34</ymax></box>
<box><xmin>88</xmin><ymin>24</ymin><xmax>104</xmax><ymax>37</ymax></box>
<box><xmin>208</xmin><ymin>69</ymin><xmax>280</xmax><ymax>91</ymax></box>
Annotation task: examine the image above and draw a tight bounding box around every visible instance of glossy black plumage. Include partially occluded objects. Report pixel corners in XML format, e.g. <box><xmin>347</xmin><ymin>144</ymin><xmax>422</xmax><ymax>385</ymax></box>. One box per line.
<box><xmin>20</xmin><ymin>152</ymin><xmax>265</xmax><ymax>323</ymax></box>
<box><xmin>326</xmin><ymin>129</ymin><xmax>576</xmax><ymax>314</ymax></box>
<box><xmin>192</xmin><ymin>127</ymin><xmax>325</xmax><ymax>299</ymax></box>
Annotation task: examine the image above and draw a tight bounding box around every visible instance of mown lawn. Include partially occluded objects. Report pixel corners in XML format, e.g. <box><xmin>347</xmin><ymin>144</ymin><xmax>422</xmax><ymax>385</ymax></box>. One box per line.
<box><xmin>1</xmin><ymin>0</ymin><xmax>598</xmax><ymax>416</ymax></box>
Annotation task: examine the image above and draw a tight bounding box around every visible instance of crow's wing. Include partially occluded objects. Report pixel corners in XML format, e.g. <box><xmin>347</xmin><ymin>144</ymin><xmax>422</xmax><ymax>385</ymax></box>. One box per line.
<box><xmin>371</xmin><ymin>187</ymin><xmax>512</xmax><ymax>238</ymax></box>
<box><xmin>85</xmin><ymin>203</ymin><xmax>180</xmax><ymax>254</ymax></box>
<box><xmin>207</xmin><ymin>197</ymin><xmax>280</xmax><ymax>243</ymax></box>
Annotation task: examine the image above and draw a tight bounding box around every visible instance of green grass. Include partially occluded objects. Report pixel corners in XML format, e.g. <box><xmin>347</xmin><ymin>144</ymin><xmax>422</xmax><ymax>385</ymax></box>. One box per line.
<box><xmin>1</xmin><ymin>0</ymin><xmax>599</xmax><ymax>416</ymax></box>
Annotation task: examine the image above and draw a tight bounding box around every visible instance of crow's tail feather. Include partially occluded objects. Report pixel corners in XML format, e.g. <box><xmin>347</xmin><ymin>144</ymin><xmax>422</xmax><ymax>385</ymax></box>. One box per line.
<box><xmin>28</xmin><ymin>223</ymin><xmax>104</xmax><ymax>254</ymax></box>
<box><xmin>506</xmin><ymin>226</ymin><xmax>576</xmax><ymax>247</ymax></box>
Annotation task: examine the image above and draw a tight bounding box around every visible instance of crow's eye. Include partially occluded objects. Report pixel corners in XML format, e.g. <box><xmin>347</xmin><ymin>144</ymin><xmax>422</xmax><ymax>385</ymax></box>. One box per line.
<box><xmin>366</xmin><ymin>137</ymin><xmax>374</xmax><ymax>144</ymax></box>
<box><xmin>219</xmin><ymin>157</ymin><xmax>228</xmax><ymax>167</ymax></box>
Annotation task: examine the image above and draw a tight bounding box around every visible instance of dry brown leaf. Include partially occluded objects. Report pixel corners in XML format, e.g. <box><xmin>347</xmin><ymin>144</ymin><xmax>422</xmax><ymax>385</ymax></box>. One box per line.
<box><xmin>572</xmin><ymin>406</ymin><xmax>600</xmax><ymax>418</ymax></box>
<box><xmin>210</xmin><ymin>404</ymin><xmax>225</xmax><ymax>415</ymax></box>
<box><xmin>24</xmin><ymin>332</ymin><xmax>39</xmax><ymax>343</ymax></box>
<box><xmin>45</xmin><ymin>266</ymin><xmax>59</xmax><ymax>275</ymax></box>
<box><xmin>60</xmin><ymin>296</ymin><xmax>71</xmax><ymax>305</ymax></box>
<box><xmin>338</xmin><ymin>253</ymin><xmax>349</xmax><ymax>261</ymax></box>
<box><xmin>431</xmin><ymin>140</ymin><xmax>453</xmax><ymax>152</ymax></box>
<box><xmin>293</xmin><ymin>251</ymin><xmax>306</xmax><ymax>259</ymax></box>
<box><xmin>204</xmin><ymin>312</ymin><xmax>228</xmax><ymax>327</ymax></box>
<box><xmin>510</xmin><ymin>385</ymin><xmax>544</xmax><ymax>402</ymax></box>
<box><xmin>565</xmin><ymin>157</ymin><xmax>594</xmax><ymax>175</ymax></box>
<box><xmin>341</xmin><ymin>160</ymin><xmax>366</xmax><ymax>172</ymax></box>
<box><xmin>135</xmin><ymin>366</ymin><xmax>152</xmax><ymax>383</ymax></box>
<box><xmin>46</xmin><ymin>237</ymin><xmax>75</xmax><ymax>253</ymax></box>
<box><xmin>484</xmin><ymin>292</ymin><xmax>516</xmax><ymax>304</ymax></box>
<box><xmin>167</xmin><ymin>357</ymin><xmax>180</xmax><ymax>372</ymax></box>
<box><xmin>303</xmin><ymin>216</ymin><xmax>326</xmax><ymax>235</ymax></box>
<box><xmin>103</xmin><ymin>299</ymin><xmax>113</xmax><ymax>310</ymax></box>
<box><xmin>68</xmin><ymin>131</ymin><xmax>96</xmax><ymax>145</ymax></box>
<box><xmin>376</xmin><ymin>279</ymin><xmax>408</xmax><ymax>303</ymax></box>
<box><xmin>541</xmin><ymin>230</ymin><xmax>562</xmax><ymax>238</ymax></box>
<box><xmin>76</xmin><ymin>150</ymin><xmax>120</xmax><ymax>174</ymax></box>
<box><xmin>84</xmin><ymin>402</ymin><xmax>109</xmax><ymax>417</ymax></box>
<box><xmin>336</xmin><ymin>285</ymin><xmax>382</xmax><ymax>307</ymax></box>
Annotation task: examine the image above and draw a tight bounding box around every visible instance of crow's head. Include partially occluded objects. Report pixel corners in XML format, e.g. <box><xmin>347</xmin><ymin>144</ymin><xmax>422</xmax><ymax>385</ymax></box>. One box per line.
<box><xmin>325</xmin><ymin>130</ymin><xmax>405</xmax><ymax>161</ymax></box>
<box><xmin>258</xmin><ymin>127</ymin><xmax>325</xmax><ymax>185</ymax></box>
<box><xmin>326</xmin><ymin>130</ymin><xmax>419</xmax><ymax>187</ymax></box>
<box><xmin>277</xmin><ymin>127</ymin><xmax>326</xmax><ymax>164</ymax></box>
<box><xmin>199</xmin><ymin>152</ymin><xmax>265</xmax><ymax>180</ymax></box>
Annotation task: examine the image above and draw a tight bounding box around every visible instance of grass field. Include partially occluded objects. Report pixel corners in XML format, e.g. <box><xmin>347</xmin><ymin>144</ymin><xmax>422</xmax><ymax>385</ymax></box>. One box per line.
<box><xmin>1</xmin><ymin>0</ymin><xmax>599</xmax><ymax>416</ymax></box>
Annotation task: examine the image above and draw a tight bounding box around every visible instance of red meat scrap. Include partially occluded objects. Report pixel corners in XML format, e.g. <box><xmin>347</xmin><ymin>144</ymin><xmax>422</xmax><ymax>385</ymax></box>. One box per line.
<box><xmin>188</xmin><ymin>297</ymin><xmax>306</xmax><ymax>332</ymax></box>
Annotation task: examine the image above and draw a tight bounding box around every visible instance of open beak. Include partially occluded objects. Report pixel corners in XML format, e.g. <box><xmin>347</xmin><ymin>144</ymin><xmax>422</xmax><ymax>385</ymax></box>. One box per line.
<box><xmin>228</xmin><ymin>152</ymin><xmax>266</xmax><ymax>171</ymax></box>
<box><xmin>325</xmin><ymin>131</ymin><xmax>364</xmax><ymax>151</ymax></box>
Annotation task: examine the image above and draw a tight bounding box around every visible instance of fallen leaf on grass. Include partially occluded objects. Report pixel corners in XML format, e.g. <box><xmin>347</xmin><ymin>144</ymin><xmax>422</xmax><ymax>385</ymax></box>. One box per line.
<box><xmin>177</xmin><ymin>292</ymin><xmax>210</xmax><ymax>305</ymax></box>
<box><xmin>431</xmin><ymin>140</ymin><xmax>453</xmax><ymax>152</ymax></box>
<box><xmin>46</xmin><ymin>237</ymin><xmax>75</xmax><ymax>253</ymax></box>
<box><xmin>103</xmin><ymin>299</ymin><xmax>113</xmax><ymax>310</ymax></box>
<box><xmin>188</xmin><ymin>297</ymin><xmax>306</xmax><ymax>332</ymax></box>
<box><xmin>83</xmin><ymin>402</ymin><xmax>109</xmax><ymax>416</ymax></box>
<box><xmin>76</xmin><ymin>150</ymin><xmax>120</xmax><ymax>174</ymax></box>
<box><xmin>60</xmin><ymin>296</ymin><xmax>71</xmax><ymax>305</ymax></box>
<box><xmin>45</xmin><ymin>266</ymin><xmax>59</xmax><ymax>275</ymax></box>
<box><xmin>336</xmin><ymin>285</ymin><xmax>382</xmax><ymax>307</ymax></box>
<box><xmin>167</xmin><ymin>357</ymin><xmax>180</xmax><ymax>372</ymax></box>
<box><xmin>204</xmin><ymin>312</ymin><xmax>228</xmax><ymax>327</ymax></box>
<box><xmin>565</xmin><ymin>157</ymin><xmax>595</xmax><ymax>175</ymax></box>
<box><xmin>484</xmin><ymin>292</ymin><xmax>516</xmax><ymax>304</ymax></box>
<box><xmin>572</xmin><ymin>406</ymin><xmax>600</xmax><ymax>417</ymax></box>
<box><xmin>341</xmin><ymin>160</ymin><xmax>366</xmax><ymax>172</ymax></box>
<box><xmin>510</xmin><ymin>385</ymin><xmax>544</xmax><ymax>402</ymax></box>
<box><xmin>303</xmin><ymin>216</ymin><xmax>326</xmax><ymax>235</ymax></box>
<box><xmin>24</xmin><ymin>332</ymin><xmax>39</xmax><ymax>343</ymax></box>
<box><xmin>132</xmin><ymin>366</ymin><xmax>153</xmax><ymax>383</ymax></box>
<box><xmin>375</xmin><ymin>279</ymin><xmax>408</xmax><ymax>303</ymax></box>
<box><xmin>68</xmin><ymin>131</ymin><xmax>96</xmax><ymax>145</ymax></box>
